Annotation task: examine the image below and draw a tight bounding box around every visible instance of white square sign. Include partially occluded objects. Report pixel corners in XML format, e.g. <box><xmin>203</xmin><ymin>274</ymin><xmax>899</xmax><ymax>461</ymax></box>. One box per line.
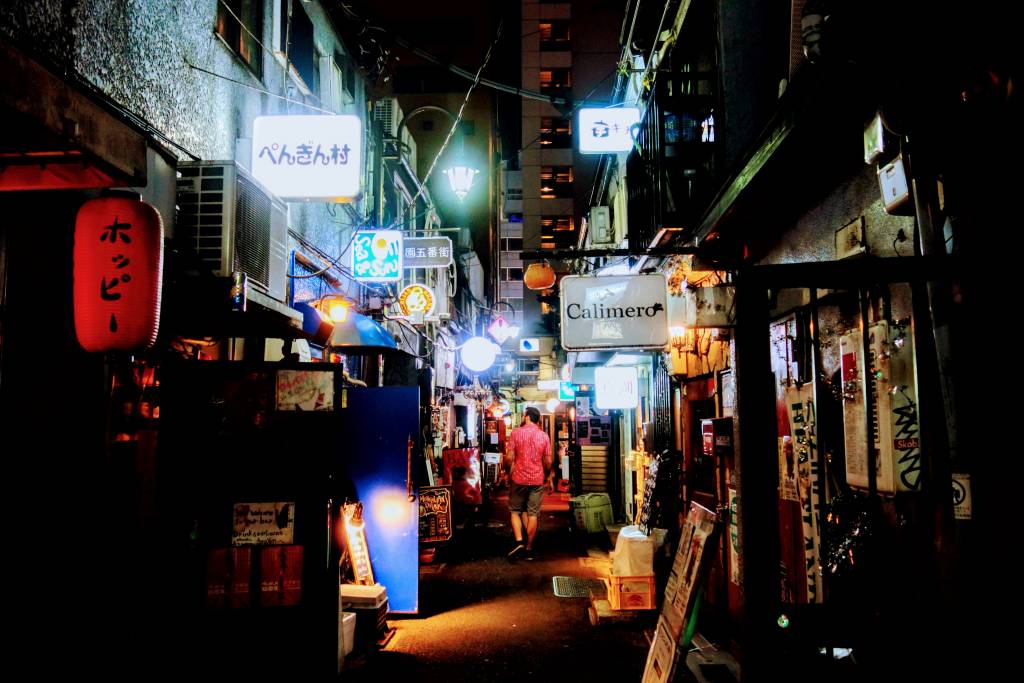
<box><xmin>252</xmin><ymin>115</ymin><xmax>362</xmax><ymax>200</ymax></box>
<box><xmin>560</xmin><ymin>274</ymin><xmax>669</xmax><ymax>351</ymax></box>
<box><xmin>578</xmin><ymin>107</ymin><xmax>641</xmax><ymax>154</ymax></box>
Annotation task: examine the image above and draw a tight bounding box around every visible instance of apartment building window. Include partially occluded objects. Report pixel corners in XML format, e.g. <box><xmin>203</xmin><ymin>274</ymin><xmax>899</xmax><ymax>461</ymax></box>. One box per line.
<box><xmin>519</xmin><ymin>358</ymin><xmax>540</xmax><ymax>375</ymax></box>
<box><xmin>283</xmin><ymin>0</ymin><xmax>317</xmax><ymax>95</ymax></box>
<box><xmin>539</xmin><ymin>69</ymin><xmax>572</xmax><ymax>93</ymax></box>
<box><xmin>540</xmin><ymin>216</ymin><xmax>574</xmax><ymax>232</ymax></box>
<box><xmin>502</xmin><ymin>237</ymin><xmax>523</xmax><ymax>252</ymax></box>
<box><xmin>540</xmin><ymin>166</ymin><xmax>574</xmax><ymax>199</ymax></box>
<box><xmin>501</xmin><ymin>264</ymin><xmax>524</xmax><ymax>280</ymax></box>
<box><xmin>506</xmin><ymin>188</ymin><xmax>524</xmax><ymax>201</ymax></box>
<box><xmin>216</xmin><ymin>0</ymin><xmax>263</xmax><ymax>78</ymax></box>
<box><xmin>539</xmin><ymin>21</ymin><xmax>571</xmax><ymax>51</ymax></box>
<box><xmin>539</xmin><ymin>117</ymin><xmax>572</xmax><ymax>148</ymax></box>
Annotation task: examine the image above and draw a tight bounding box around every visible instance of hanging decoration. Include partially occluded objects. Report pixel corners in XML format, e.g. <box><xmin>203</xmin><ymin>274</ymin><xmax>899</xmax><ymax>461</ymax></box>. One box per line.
<box><xmin>523</xmin><ymin>261</ymin><xmax>556</xmax><ymax>290</ymax></box>
<box><xmin>73</xmin><ymin>191</ymin><xmax>163</xmax><ymax>352</ymax></box>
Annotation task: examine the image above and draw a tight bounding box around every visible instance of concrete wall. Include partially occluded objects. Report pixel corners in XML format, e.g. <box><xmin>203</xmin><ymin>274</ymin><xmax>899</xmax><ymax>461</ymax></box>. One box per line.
<box><xmin>1</xmin><ymin>0</ymin><xmax>371</xmax><ymax>303</ymax></box>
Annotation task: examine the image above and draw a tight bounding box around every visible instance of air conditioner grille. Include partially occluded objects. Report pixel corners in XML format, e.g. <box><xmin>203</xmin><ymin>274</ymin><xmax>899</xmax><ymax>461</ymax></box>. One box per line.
<box><xmin>235</xmin><ymin>172</ymin><xmax>272</xmax><ymax>290</ymax></box>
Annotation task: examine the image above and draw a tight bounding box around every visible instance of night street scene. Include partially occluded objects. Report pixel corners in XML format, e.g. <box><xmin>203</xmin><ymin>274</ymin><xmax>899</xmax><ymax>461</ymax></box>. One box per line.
<box><xmin>0</xmin><ymin>1</ymin><xmax>1015</xmax><ymax>680</ymax></box>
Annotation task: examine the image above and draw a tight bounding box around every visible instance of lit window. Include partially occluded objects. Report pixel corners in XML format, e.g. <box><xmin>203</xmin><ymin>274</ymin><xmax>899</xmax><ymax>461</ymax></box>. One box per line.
<box><xmin>216</xmin><ymin>0</ymin><xmax>263</xmax><ymax>77</ymax></box>
<box><xmin>539</xmin><ymin>69</ymin><xmax>572</xmax><ymax>92</ymax></box>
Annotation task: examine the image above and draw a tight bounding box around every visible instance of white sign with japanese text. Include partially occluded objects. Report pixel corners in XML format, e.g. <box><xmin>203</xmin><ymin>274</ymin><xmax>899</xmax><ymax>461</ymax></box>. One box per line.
<box><xmin>252</xmin><ymin>115</ymin><xmax>362</xmax><ymax>200</ymax></box>
<box><xmin>578</xmin><ymin>107</ymin><xmax>641</xmax><ymax>154</ymax></box>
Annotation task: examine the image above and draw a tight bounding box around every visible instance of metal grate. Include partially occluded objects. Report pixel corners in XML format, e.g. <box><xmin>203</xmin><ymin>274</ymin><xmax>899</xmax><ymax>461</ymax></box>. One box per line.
<box><xmin>552</xmin><ymin>576</ymin><xmax>606</xmax><ymax>598</ymax></box>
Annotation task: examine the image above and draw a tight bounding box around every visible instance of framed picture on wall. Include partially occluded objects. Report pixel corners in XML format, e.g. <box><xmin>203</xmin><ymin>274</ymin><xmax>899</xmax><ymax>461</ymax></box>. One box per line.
<box><xmin>717</xmin><ymin>369</ymin><xmax>735</xmax><ymax>417</ymax></box>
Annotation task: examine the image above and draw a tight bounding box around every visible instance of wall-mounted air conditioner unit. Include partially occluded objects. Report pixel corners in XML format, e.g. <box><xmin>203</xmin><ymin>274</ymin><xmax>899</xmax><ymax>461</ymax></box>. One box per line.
<box><xmin>373</xmin><ymin>97</ymin><xmax>416</xmax><ymax>170</ymax></box>
<box><xmin>589</xmin><ymin>206</ymin><xmax>613</xmax><ymax>246</ymax></box>
<box><xmin>176</xmin><ymin>161</ymin><xmax>288</xmax><ymax>303</ymax></box>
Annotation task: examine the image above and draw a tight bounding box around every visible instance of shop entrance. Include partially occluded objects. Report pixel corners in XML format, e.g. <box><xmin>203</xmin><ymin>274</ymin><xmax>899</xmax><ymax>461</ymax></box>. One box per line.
<box><xmin>732</xmin><ymin>256</ymin><xmax>963</xmax><ymax>670</ymax></box>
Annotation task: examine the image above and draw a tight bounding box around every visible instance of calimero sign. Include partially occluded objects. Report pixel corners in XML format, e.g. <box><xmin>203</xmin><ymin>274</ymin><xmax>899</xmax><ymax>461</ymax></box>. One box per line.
<box><xmin>560</xmin><ymin>274</ymin><xmax>669</xmax><ymax>351</ymax></box>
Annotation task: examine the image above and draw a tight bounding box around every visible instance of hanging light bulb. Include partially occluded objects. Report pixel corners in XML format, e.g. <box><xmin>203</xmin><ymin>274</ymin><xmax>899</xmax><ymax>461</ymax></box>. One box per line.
<box><xmin>545</xmin><ymin>398</ymin><xmax>561</xmax><ymax>412</ymax></box>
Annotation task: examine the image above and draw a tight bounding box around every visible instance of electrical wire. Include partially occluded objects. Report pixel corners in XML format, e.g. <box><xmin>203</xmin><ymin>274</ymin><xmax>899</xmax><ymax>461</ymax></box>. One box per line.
<box><xmin>399</xmin><ymin>18</ymin><xmax>505</xmax><ymax>216</ymax></box>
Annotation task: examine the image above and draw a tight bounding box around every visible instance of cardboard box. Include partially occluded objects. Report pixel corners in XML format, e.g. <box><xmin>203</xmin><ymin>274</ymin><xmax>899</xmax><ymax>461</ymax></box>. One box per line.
<box><xmin>606</xmin><ymin>574</ymin><xmax>657</xmax><ymax>611</ymax></box>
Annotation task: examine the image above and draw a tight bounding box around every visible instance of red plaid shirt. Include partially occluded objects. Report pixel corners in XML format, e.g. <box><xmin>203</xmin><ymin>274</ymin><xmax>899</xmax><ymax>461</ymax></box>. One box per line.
<box><xmin>508</xmin><ymin>422</ymin><xmax>551</xmax><ymax>485</ymax></box>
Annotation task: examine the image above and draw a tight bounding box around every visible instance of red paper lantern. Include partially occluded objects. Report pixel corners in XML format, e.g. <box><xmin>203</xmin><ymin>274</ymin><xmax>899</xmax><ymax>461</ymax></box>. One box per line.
<box><xmin>524</xmin><ymin>261</ymin><xmax>556</xmax><ymax>290</ymax></box>
<box><xmin>74</xmin><ymin>191</ymin><xmax>164</xmax><ymax>352</ymax></box>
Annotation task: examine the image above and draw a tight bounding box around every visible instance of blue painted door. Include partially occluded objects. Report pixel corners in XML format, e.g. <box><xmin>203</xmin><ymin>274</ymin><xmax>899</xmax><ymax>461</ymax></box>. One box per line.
<box><xmin>339</xmin><ymin>386</ymin><xmax>419</xmax><ymax>613</ymax></box>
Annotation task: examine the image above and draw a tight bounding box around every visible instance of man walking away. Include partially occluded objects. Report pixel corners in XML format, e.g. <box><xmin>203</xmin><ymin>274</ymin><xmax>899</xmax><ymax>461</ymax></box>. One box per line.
<box><xmin>504</xmin><ymin>407</ymin><xmax>553</xmax><ymax>561</ymax></box>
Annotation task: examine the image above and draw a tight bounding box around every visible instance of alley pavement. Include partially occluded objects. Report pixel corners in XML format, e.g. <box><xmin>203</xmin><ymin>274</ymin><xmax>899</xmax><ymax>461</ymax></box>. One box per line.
<box><xmin>340</xmin><ymin>489</ymin><xmax>656</xmax><ymax>681</ymax></box>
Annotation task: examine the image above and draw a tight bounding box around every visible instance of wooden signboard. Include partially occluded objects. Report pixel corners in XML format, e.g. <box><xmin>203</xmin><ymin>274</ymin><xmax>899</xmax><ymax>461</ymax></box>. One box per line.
<box><xmin>641</xmin><ymin>501</ymin><xmax>719</xmax><ymax>683</ymax></box>
<box><xmin>418</xmin><ymin>486</ymin><xmax>453</xmax><ymax>543</ymax></box>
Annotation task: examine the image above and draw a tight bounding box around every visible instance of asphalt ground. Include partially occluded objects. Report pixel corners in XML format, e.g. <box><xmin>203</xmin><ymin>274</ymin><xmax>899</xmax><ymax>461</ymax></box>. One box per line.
<box><xmin>340</xmin><ymin>489</ymin><xmax>657</xmax><ymax>681</ymax></box>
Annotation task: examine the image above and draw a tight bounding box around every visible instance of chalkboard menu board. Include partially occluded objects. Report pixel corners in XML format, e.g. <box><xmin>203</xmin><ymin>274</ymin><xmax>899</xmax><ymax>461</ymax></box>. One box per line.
<box><xmin>638</xmin><ymin>451</ymin><xmax>680</xmax><ymax>535</ymax></box>
<box><xmin>638</xmin><ymin>457</ymin><xmax>660</xmax><ymax>534</ymax></box>
<box><xmin>418</xmin><ymin>486</ymin><xmax>453</xmax><ymax>543</ymax></box>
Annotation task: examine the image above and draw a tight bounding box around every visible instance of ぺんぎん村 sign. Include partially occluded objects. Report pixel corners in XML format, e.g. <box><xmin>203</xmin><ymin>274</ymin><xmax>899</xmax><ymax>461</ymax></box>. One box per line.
<box><xmin>560</xmin><ymin>274</ymin><xmax>669</xmax><ymax>351</ymax></box>
<box><xmin>252</xmin><ymin>114</ymin><xmax>362</xmax><ymax>201</ymax></box>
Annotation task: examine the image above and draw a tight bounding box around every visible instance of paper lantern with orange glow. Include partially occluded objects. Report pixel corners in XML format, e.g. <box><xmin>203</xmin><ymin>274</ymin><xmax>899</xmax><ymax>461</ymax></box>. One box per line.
<box><xmin>73</xmin><ymin>191</ymin><xmax>164</xmax><ymax>352</ymax></box>
<box><xmin>524</xmin><ymin>261</ymin><xmax>556</xmax><ymax>290</ymax></box>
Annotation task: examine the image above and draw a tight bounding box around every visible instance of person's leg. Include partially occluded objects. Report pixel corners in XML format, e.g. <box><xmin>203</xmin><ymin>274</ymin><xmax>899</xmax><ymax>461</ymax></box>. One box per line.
<box><xmin>524</xmin><ymin>513</ymin><xmax>539</xmax><ymax>549</ymax></box>
<box><xmin>507</xmin><ymin>485</ymin><xmax>527</xmax><ymax>559</ymax></box>
<box><xmin>510</xmin><ymin>510</ymin><xmax>524</xmax><ymax>543</ymax></box>
<box><xmin>524</xmin><ymin>486</ymin><xmax>544</xmax><ymax>551</ymax></box>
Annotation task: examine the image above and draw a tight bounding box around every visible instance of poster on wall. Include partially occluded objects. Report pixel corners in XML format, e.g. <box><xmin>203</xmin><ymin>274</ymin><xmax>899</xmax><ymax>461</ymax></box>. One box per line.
<box><xmin>778</xmin><ymin>436</ymin><xmax>800</xmax><ymax>502</ymax></box>
<box><xmin>841</xmin><ymin>323</ymin><xmax>904</xmax><ymax>493</ymax></box>
<box><xmin>418</xmin><ymin>486</ymin><xmax>453</xmax><ymax>543</ymax></box>
<box><xmin>786</xmin><ymin>384</ymin><xmax>823</xmax><ymax>603</ymax></box>
<box><xmin>276</xmin><ymin>370</ymin><xmax>334</xmax><ymax>411</ymax></box>
<box><xmin>887</xmin><ymin>322</ymin><xmax>922</xmax><ymax>492</ymax></box>
<box><xmin>232</xmin><ymin>502</ymin><xmax>295</xmax><ymax>546</ymax></box>
<box><xmin>728</xmin><ymin>488</ymin><xmax>741</xmax><ymax>586</ymax></box>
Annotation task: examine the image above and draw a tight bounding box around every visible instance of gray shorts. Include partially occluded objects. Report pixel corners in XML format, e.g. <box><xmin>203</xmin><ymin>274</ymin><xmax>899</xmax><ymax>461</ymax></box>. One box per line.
<box><xmin>509</xmin><ymin>484</ymin><xmax>545</xmax><ymax>516</ymax></box>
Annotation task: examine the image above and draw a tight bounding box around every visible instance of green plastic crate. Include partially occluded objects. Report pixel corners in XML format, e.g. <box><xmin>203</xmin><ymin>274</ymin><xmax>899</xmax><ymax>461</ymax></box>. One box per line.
<box><xmin>571</xmin><ymin>493</ymin><xmax>613</xmax><ymax>533</ymax></box>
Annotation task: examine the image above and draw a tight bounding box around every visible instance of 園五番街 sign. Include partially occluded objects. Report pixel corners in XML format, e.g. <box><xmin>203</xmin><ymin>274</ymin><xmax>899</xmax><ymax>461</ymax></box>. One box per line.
<box><xmin>403</xmin><ymin>236</ymin><xmax>454</xmax><ymax>268</ymax></box>
<box><xmin>252</xmin><ymin>114</ymin><xmax>362</xmax><ymax>201</ymax></box>
<box><xmin>560</xmin><ymin>274</ymin><xmax>669</xmax><ymax>351</ymax></box>
<box><xmin>232</xmin><ymin>502</ymin><xmax>295</xmax><ymax>546</ymax></box>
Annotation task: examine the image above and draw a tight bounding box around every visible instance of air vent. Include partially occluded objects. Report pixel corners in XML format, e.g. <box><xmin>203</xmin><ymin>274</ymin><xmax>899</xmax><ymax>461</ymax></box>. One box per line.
<box><xmin>176</xmin><ymin>161</ymin><xmax>287</xmax><ymax>302</ymax></box>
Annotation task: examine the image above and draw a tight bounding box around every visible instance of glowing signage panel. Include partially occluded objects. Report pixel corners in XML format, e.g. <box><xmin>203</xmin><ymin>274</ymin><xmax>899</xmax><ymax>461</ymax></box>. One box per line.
<box><xmin>595</xmin><ymin>366</ymin><xmax>639</xmax><ymax>410</ymax></box>
<box><xmin>252</xmin><ymin>114</ymin><xmax>362</xmax><ymax>200</ymax></box>
<box><xmin>578</xmin><ymin>107</ymin><xmax>642</xmax><ymax>154</ymax></box>
<box><xmin>352</xmin><ymin>230</ymin><xmax>403</xmax><ymax>282</ymax></box>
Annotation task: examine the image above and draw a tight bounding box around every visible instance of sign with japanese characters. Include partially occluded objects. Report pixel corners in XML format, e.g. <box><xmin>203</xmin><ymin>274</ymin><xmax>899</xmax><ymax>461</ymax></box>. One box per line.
<box><xmin>252</xmin><ymin>114</ymin><xmax>362</xmax><ymax>200</ymax></box>
<box><xmin>402</xmin><ymin>236</ymin><xmax>454</xmax><ymax>268</ymax></box>
<box><xmin>578</xmin><ymin>107</ymin><xmax>641</xmax><ymax>154</ymax></box>
<box><xmin>352</xmin><ymin>230</ymin><xmax>403</xmax><ymax>281</ymax></box>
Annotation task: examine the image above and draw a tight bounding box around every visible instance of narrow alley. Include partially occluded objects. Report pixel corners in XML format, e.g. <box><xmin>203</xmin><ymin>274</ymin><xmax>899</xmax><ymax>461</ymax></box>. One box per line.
<box><xmin>342</xmin><ymin>492</ymin><xmax>655</xmax><ymax>681</ymax></box>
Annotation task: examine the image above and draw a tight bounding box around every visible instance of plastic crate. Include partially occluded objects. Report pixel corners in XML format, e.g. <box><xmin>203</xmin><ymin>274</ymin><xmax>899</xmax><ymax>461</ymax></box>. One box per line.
<box><xmin>571</xmin><ymin>493</ymin><xmax>613</xmax><ymax>533</ymax></box>
<box><xmin>605</xmin><ymin>574</ymin><xmax>656</xmax><ymax>611</ymax></box>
